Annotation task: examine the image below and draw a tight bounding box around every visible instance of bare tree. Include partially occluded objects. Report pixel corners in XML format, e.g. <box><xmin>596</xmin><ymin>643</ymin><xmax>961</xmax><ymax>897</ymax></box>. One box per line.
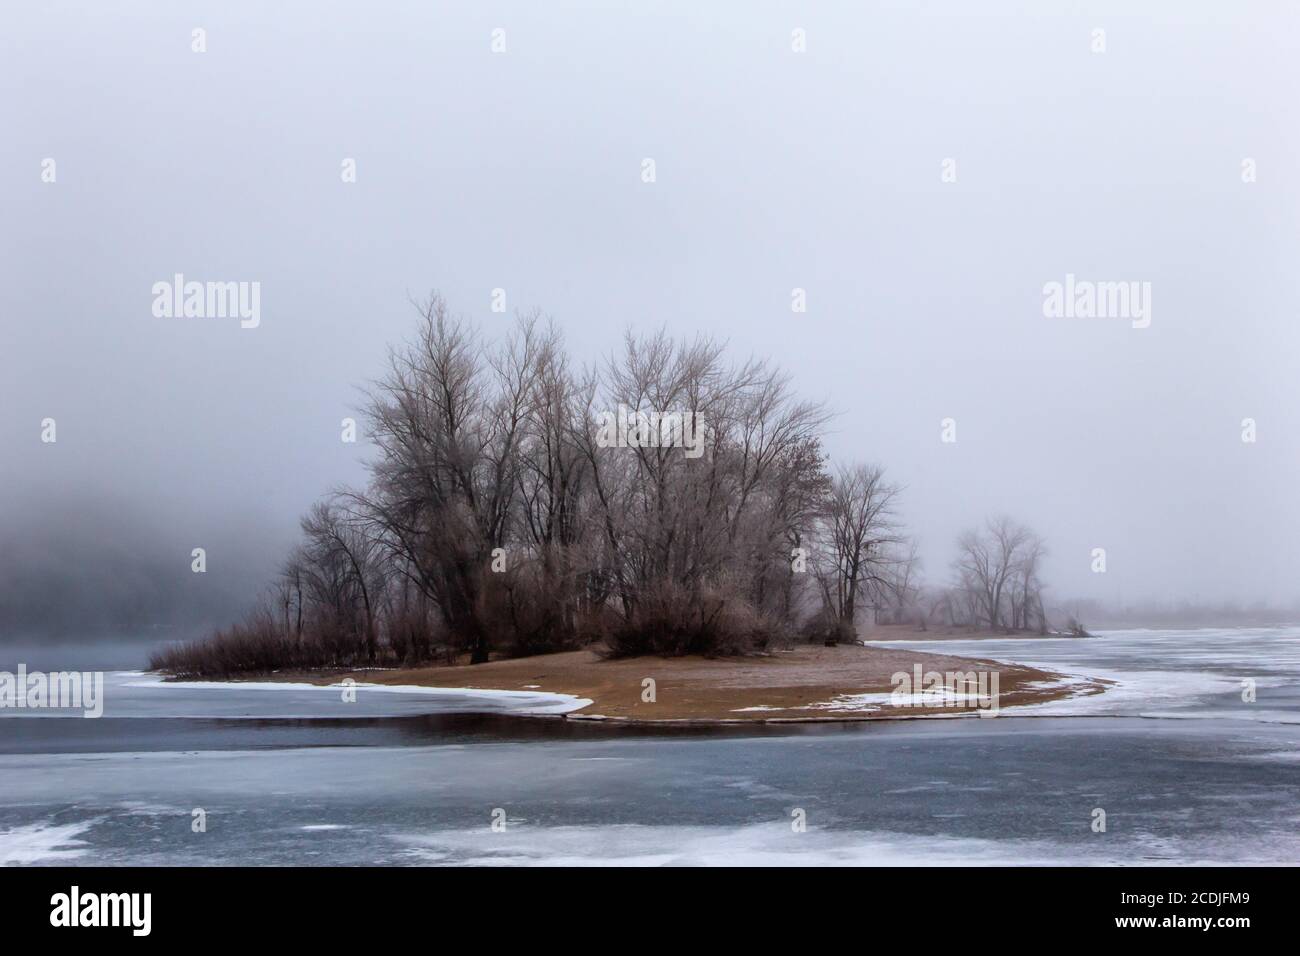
<box><xmin>881</xmin><ymin>538</ymin><xmax>923</xmax><ymax>623</ymax></box>
<box><xmin>1008</xmin><ymin>531</ymin><xmax>1048</xmax><ymax>632</ymax></box>
<box><xmin>573</xmin><ymin>328</ymin><xmax>831</xmax><ymax>652</ymax></box>
<box><xmin>300</xmin><ymin>500</ymin><xmax>384</xmax><ymax>664</ymax></box>
<box><xmin>360</xmin><ymin>296</ymin><xmax>548</xmax><ymax>662</ymax></box>
<box><xmin>813</xmin><ymin>463</ymin><xmax>904</xmax><ymax>639</ymax></box>
<box><xmin>954</xmin><ymin>516</ymin><xmax>1045</xmax><ymax>632</ymax></box>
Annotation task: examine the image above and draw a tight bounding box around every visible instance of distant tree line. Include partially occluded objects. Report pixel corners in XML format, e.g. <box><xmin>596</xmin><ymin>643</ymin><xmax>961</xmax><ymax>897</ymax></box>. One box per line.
<box><xmin>151</xmin><ymin>296</ymin><xmax>1049</xmax><ymax>677</ymax></box>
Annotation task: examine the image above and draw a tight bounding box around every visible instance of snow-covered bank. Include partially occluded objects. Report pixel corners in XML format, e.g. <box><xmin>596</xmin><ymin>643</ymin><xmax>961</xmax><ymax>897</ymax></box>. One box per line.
<box><xmin>126</xmin><ymin>673</ymin><xmax>591</xmax><ymax>716</ymax></box>
<box><xmin>872</xmin><ymin>627</ymin><xmax>1300</xmax><ymax>721</ymax></box>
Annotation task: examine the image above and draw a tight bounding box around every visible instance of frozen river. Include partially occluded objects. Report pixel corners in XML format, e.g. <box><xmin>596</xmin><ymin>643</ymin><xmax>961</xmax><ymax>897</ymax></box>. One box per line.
<box><xmin>2</xmin><ymin>629</ymin><xmax>1297</xmax><ymax>865</ymax></box>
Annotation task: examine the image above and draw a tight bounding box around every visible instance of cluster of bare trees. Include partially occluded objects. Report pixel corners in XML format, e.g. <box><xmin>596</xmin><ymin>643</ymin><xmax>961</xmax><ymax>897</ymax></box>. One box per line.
<box><xmin>153</xmin><ymin>296</ymin><xmax>925</xmax><ymax>676</ymax></box>
<box><xmin>924</xmin><ymin>516</ymin><xmax>1049</xmax><ymax>632</ymax></box>
<box><xmin>156</xmin><ymin>297</ymin><xmax>1071</xmax><ymax>676</ymax></box>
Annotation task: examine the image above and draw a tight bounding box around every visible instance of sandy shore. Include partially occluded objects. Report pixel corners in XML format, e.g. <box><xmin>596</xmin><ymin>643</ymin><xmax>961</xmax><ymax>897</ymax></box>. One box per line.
<box><xmin>253</xmin><ymin>629</ymin><xmax>1106</xmax><ymax>723</ymax></box>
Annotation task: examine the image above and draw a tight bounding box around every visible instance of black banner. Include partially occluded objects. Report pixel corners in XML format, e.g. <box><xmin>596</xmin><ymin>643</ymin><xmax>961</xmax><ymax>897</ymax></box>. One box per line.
<box><xmin>0</xmin><ymin>867</ymin><xmax>1276</xmax><ymax>941</ymax></box>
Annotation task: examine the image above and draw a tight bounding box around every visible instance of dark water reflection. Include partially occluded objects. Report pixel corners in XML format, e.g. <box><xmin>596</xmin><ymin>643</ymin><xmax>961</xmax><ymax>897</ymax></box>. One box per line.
<box><xmin>0</xmin><ymin>708</ymin><xmax>952</xmax><ymax>755</ymax></box>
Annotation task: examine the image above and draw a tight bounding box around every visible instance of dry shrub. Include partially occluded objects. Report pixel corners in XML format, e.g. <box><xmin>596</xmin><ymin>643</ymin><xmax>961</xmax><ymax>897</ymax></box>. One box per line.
<box><xmin>149</xmin><ymin>602</ymin><xmax>447</xmax><ymax>678</ymax></box>
<box><xmin>800</xmin><ymin>608</ymin><xmax>857</xmax><ymax>646</ymax></box>
<box><xmin>478</xmin><ymin>561</ymin><xmax>589</xmax><ymax>658</ymax></box>
<box><xmin>602</xmin><ymin>579</ymin><xmax>782</xmax><ymax>658</ymax></box>
<box><xmin>149</xmin><ymin>610</ymin><xmax>298</xmax><ymax>679</ymax></box>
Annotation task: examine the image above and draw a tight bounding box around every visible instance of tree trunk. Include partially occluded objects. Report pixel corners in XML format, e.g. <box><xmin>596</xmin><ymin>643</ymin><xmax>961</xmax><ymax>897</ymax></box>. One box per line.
<box><xmin>469</xmin><ymin>630</ymin><xmax>490</xmax><ymax>664</ymax></box>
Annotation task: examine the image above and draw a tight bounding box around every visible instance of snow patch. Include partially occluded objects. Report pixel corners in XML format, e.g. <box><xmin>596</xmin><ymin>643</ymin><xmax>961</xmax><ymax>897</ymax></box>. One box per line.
<box><xmin>128</xmin><ymin>675</ymin><xmax>591</xmax><ymax>715</ymax></box>
<box><xmin>0</xmin><ymin>818</ymin><xmax>97</xmax><ymax>865</ymax></box>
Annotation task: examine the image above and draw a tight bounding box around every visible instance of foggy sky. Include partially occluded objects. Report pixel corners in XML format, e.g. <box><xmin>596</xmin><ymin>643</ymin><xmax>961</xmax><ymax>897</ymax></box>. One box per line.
<box><xmin>3</xmin><ymin>1</ymin><xmax>1298</xmax><ymax>640</ymax></box>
